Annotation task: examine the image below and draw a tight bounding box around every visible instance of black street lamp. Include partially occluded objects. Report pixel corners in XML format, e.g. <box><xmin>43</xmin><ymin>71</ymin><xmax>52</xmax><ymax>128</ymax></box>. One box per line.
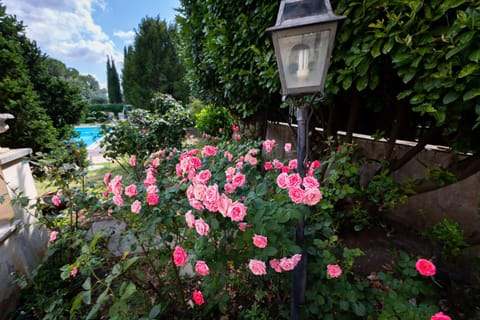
<box><xmin>267</xmin><ymin>1</ymin><xmax>345</xmax><ymax>319</ymax></box>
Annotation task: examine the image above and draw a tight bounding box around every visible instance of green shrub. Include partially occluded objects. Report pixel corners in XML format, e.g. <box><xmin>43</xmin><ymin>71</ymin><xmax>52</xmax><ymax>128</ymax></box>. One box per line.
<box><xmin>101</xmin><ymin>103</ymin><xmax>193</xmax><ymax>160</ymax></box>
<box><xmin>194</xmin><ymin>104</ymin><xmax>234</xmax><ymax>137</ymax></box>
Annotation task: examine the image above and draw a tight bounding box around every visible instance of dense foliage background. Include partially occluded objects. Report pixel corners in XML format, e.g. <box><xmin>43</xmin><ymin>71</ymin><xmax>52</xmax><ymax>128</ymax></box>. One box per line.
<box><xmin>177</xmin><ymin>0</ymin><xmax>480</xmax><ymax>193</ymax></box>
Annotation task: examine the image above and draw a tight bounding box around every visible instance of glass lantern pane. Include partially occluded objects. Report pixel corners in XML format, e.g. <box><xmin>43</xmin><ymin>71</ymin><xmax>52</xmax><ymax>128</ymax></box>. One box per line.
<box><xmin>278</xmin><ymin>30</ymin><xmax>331</xmax><ymax>90</ymax></box>
<box><xmin>282</xmin><ymin>0</ymin><xmax>327</xmax><ymax>21</ymax></box>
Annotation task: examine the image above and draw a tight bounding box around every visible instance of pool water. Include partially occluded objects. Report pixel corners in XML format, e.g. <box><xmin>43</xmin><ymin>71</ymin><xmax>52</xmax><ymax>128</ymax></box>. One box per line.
<box><xmin>73</xmin><ymin>126</ymin><xmax>103</xmax><ymax>147</ymax></box>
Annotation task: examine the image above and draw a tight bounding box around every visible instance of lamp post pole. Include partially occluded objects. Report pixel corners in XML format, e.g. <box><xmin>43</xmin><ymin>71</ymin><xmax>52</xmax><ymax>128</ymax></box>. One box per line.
<box><xmin>291</xmin><ymin>102</ymin><xmax>309</xmax><ymax>320</ymax></box>
<box><xmin>266</xmin><ymin>1</ymin><xmax>345</xmax><ymax>318</ymax></box>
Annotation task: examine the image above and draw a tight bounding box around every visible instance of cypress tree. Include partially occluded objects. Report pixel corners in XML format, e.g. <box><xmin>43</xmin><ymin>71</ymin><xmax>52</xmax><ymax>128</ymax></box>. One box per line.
<box><xmin>106</xmin><ymin>55</ymin><xmax>123</xmax><ymax>103</ymax></box>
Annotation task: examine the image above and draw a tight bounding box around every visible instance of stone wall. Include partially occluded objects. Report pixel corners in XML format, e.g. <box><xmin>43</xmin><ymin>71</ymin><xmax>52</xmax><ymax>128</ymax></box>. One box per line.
<box><xmin>266</xmin><ymin>122</ymin><xmax>480</xmax><ymax>236</ymax></box>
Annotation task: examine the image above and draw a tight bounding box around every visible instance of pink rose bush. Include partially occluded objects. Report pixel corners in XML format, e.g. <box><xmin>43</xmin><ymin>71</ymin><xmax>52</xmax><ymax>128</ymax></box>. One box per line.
<box><xmin>47</xmin><ymin>132</ymin><xmax>454</xmax><ymax>318</ymax></box>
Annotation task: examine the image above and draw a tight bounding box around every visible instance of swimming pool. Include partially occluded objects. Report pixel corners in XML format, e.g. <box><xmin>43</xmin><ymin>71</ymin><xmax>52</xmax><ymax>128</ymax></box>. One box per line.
<box><xmin>73</xmin><ymin>126</ymin><xmax>103</xmax><ymax>147</ymax></box>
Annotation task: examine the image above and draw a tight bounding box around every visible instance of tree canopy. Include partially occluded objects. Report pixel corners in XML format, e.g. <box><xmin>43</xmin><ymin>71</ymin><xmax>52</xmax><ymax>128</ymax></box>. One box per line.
<box><xmin>0</xmin><ymin>3</ymin><xmax>86</xmax><ymax>152</ymax></box>
<box><xmin>177</xmin><ymin>0</ymin><xmax>282</xmax><ymax>134</ymax></box>
<box><xmin>122</xmin><ymin>17</ymin><xmax>188</xmax><ymax>109</ymax></box>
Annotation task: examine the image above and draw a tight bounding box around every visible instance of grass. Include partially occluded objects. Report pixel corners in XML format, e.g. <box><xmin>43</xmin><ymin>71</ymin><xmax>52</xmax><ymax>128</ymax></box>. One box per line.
<box><xmin>34</xmin><ymin>161</ymin><xmax>125</xmax><ymax>196</ymax></box>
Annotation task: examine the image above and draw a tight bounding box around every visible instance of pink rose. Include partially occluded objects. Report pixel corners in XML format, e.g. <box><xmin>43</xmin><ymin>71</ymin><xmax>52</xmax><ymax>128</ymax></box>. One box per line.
<box><xmin>204</xmin><ymin>184</ymin><xmax>219</xmax><ymax>204</ymax></box>
<box><xmin>253</xmin><ymin>234</ymin><xmax>268</xmax><ymax>248</ymax></box>
<box><xmin>310</xmin><ymin>160</ymin><xmax>321</xmax><ymax>170</ymax></box>
<box><xmin>185</xmin><ymin>210</ymin><xmax>195</xmax><ymax>228</ymax></box>
<box><xmin>284</xmin><ymin>143</ymin><xmax>292</xmax><ymax>152</ymax></box>
<box><xmin>279</xmin><ymin>257</ymin><xmax>295</xmax><ymax>271</ymax></box>
<box><xmin>217</xmin><ymin>194</ymin><xmax>232</xmax><ymax>218</ymax></box>
<box><xmin>232</xmin><ymin>124</ymin><xmax>240</xmax><ymax>132</ymax></box>
<box><xmin>113</xmin><ymin>195</ymin><xmax>124</xmax><ymax>206</ymax></box>
<box><xmin>238</xmin><ymin>222</ymin><xmax>248</xmax><ymax>231</ymax></box>
<box><xmin>224</xmin><ymin>151</ymin><xmax>233</xmax><ymax>162</ymax></box>
<box><xmin>273</xmin><ymin>159</ymin><xmax>283</xmax><ymax>169</ymax></box>
<box><xmin>224</xmin><ymin>183</ymin><xmax>236</xmax><ymax>195</ymax></box>
<box><xmin>416</xmin><ymin>258</ymin><xmax>436</xmax><ymax>276</ymax></box>
<box><xmin>146</xmin><ymin>193</ymin><xmax>159</xmax><ymax>206</ymax></box>
<box><xmin>70</xmin><ymin>267</ymin><xmax>78</xmax><ymax>277</ymax></box>
<box><xmin>292</xmin><ymin>254</ymin><xmax>302</xmax><ymax>266</ymax></box>
<box><xmin>173</xmin><ymin>246</ymin><xmax>188</xmax><ymax>267</ymax></box>
<box><xmin>288</xmin><ymin>159</ymin><xmax>298</xmax><ymax>170</ymax></box>
<box><xmin>195</xmin><ymin>260</ymin><xmax>210</xmax><ymax>276</ymax></box>
<box><xmin>303</xmin><ymin>176</ymin><xmax>320</xmax><ymax>189</ymax></box>
<box><xmin>195</xmin><ymin>170</ymin><xmax>212</xmax><ymax>185</ymax></box>
<box><xmin>276</xmin><ymin>172</ymin><xmax>289</xmax><ymax>189</ymax></box>
<box><xmin>194</xmin><ymin>218</ymin><xmax>210</xmax><ymax>236</ymax></box>
<box><xmin>288</xmin><ymin>187</ymin><xmax>304</xmax><ymax>204</ymax></box>
<box><xmin>143</xmin><ymin>173</ymin><xmax>156</xmax><ymax>186</ymax></box>
<box><xmin>124</xmin><ymin>184</ymin><xmax>138</xmax><ymax>197</ymax></box>
<box><xmin>232</xmin><ymin>173</ymin><xmax>246</xmax><ymax>188</ymax></box>
<box><xmin>282</xmin><ymin>166</ymin><xmax>291</xmax><ymax>173</ymax></box>
<box><xmin>233</xmin><ymin>133</ymin><xmax>241</xmax><ymax>140</ymax></box>
<box><xmin>249</xmin><ymin>259</ymin><xmax>266</xmax><ymax>275</ymax></box>
<box><xmin>146</xmin><ymin>185</ymin><xmax>158</xmax><ymax>194</ymax></box>
<box><xmin>192</xmin><ymin>290</ymin><xmax>204</xmax><ymax>305</ymax></box>
<box><xmin>431</xmin><ymin>312</ymin><xmax>451</xmax><ymax>320</ymax></box>
<box><xmin>269</xmin><ymin>259</ymin><xmax>282</xmax><ymax>272</ymax></box>
<box><xmin>287</xmin><ymin>173</ymin><xmax>302</xmax><ymax>188</ymax></box>
<box><xmin>327</xmin><ymin>264</ymin><xmax>342</xmax><ymax>278</ymax></box>
<box><xmin>201</xmin><ymin>145</ymin><xmax>218</xmax><ymax>157</ymax></box>
<box><xmin>245</xmin><ymin>153</ymin><xmax>257</xmax><ymax>165</ymax></box>
<box><xmin>303</xmin><ymin>188</ymin><xmax>322</xmax><ymax>206</ymax></box>
<box><xmin>129</xmin><ymin>155</ymin><xmax>136</xmax><ymax>166</ymax></box>
<box><xmin>262</xmin><ymin>139</ymin><xmax>276</xmax><ymax>153</ymax></box>
<box><xmin>264</xmin><ymin>162</ymin><xmax>273</xmax><ymax>171</ymax></box>
<box><xmin>103</xmin><ymin>172</ymin><xmax>112</xmax><ymax>186</ymax></box>
<box><xmin>52</xmin><ymin>195</ymin><xmax>61</xmax><ymax>207</ymax></box>
<box><xmin>108</xmin><ymin>175</ymin><xmax>123</xmax><ymax>196</ymax></box>
<box><xmin>131</xmin><ymin>200</ymin><xmax>141</xmax><ymax>214</ymax></box>
<box><xmin>192</xmin><ymin>183</ymin><xmax>206</xmax><ymax>201</ymax></box>
<box><xmin>189</xmin><ymin>198</ymin><xmax>205</xmax><ymax>211</ymax></box>
<box><xmin>225</xmin><ymin>167</ymin><xmax>236</xmax><ymax>182</ymax></box>
<box><xmin>49</xmin><ymin>231</ymin><xmax>59</xmax><ymax>243</ymax></box>
<box><xmin>228</xmin><ymin>201</ymin><xmax>247</xmax><ymax>222</ymax></box>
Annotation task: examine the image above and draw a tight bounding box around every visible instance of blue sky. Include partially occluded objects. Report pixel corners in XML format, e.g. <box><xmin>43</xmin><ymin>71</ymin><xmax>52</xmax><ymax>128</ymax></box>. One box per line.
<box><xmin>3</xmin><ymin>0</ymin><xmax>180</xmax><ymax>89</ymax></box>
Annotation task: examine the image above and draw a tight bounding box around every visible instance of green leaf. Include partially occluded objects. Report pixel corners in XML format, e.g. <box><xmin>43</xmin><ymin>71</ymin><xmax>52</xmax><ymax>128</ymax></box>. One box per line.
<box><xmin>352</xmin><ymin>302</ymin><xmax>367</xmax><ymax>317</ymax></box>
<box><xmin>120</xmin><ymin>282</ymin><xmax>137</xmax><ymax>300</ymax></box>
<box><xmin>87</xmin><ymin>288</ymin><xmax>109</xmax><ymax>320</ymax></box>
<box><xmin>443</xmin><ymin>92</ymin><xmax>459</xmax><ymax>104</ymax></box>
<box><xmin>149</xmin><ymin>305</ymin><xmax>162</xmax><ymax>319</ymax></box>
<box><xmin>401</xmin><ymin>69</ymin><xmax>416</xmax><ymax>83</ymax></box>
<box><xmin>123</xmin><ymin>256</ymin><xmax>139</xmax><ymax>272</ymax></box>
<box><xmin>382</xmin><ymin>38</ymin><xmax>395</xmax><ymax>54</ymax></box>
<box><xmin>356</xmin><ymin>76</ymin><xmax>368</xmax><ymax>91</ymax></box>
<box><xmin>409</xmin><ymin>94</ymin><xmax>425</xmax><ymax>105</ymax></box>
<box><xmin>468</xmin><ymin>49</ymin><xmax>480</xmax><ymax>63</ymax></box>
<box><xmin>371</xmin><ymin>41</ymin><xmax>382</xmax><ymax>58</ymax></box>
<box><xmin>82</xmin><ymin>277</ymin><xmax>91</xmax><ymax>290</ymax></box>
<box><xmin>413</xmin><ymin>103</ymin><xmax>436</xmax><ymax>113</ymax></box>
<box><xmin>463</xmin><ymin>88</ymin><xmax>480</xmax><ymax>101</ymax></box>
<box><xmin>458</xmin><ymin>64</ymin><xmax>478</xmax><ymax>78</ymax></box>
<box><xmin>342</xmin><ymin>75</ymin><xmax>353</xmax><ymax>90</ymax></box>
<box><xmin>397</xmin><ymin>90</ymin><xmax>413</xmax><ymax>100</ymax></box>
<box><xmin>70</xmin><ymin>292</ymin><xmax>86</xmax><ymax>316</ymax></box>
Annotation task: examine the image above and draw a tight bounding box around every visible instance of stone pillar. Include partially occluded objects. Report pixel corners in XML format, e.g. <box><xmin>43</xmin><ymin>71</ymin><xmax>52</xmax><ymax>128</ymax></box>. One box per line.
<box><xmin>0</xmin><ymin>148</ymin><xmax>47</xmax><ymax>319</ymax></box>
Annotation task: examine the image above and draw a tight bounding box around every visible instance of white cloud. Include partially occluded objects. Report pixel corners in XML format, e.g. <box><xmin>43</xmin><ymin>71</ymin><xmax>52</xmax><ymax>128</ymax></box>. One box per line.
<box><xmin>3</xmin><ymin>0</ymin><xmax>122</xmax><ymax>88</ymax></box>
<box><xmin>114</xmin><ymin>30</ymin><xmax>135</xmax><ymax>45</ymax></box>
